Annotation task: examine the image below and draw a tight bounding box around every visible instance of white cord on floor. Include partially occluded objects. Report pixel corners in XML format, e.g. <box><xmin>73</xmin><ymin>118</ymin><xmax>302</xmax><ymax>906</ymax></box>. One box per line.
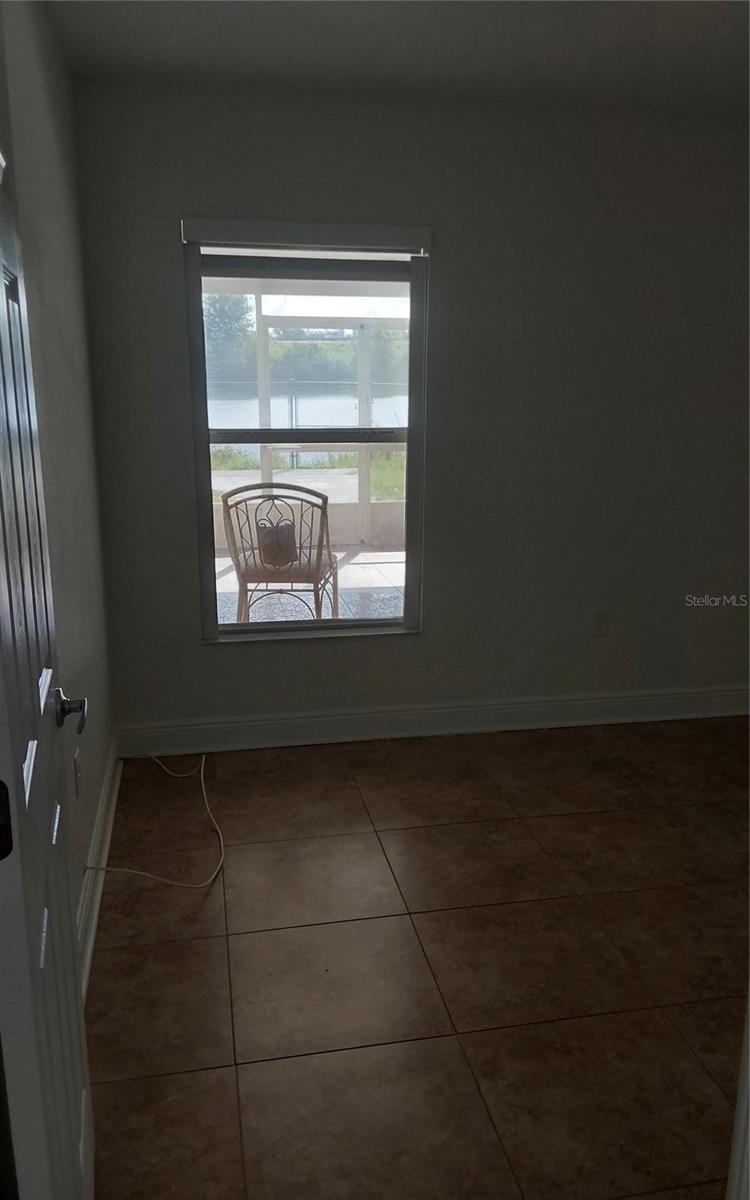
<box><xmin>84</xmin><ymin>754</ymin><xmax>225</xmax><ymax>889</ymax></box>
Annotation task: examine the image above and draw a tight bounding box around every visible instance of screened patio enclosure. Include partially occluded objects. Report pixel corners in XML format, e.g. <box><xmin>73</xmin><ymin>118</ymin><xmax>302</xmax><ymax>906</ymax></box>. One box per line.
<box><xmin>203</xmin><ymin>266</ymin><xmax>411</xmax><ymax>624</ymax></box>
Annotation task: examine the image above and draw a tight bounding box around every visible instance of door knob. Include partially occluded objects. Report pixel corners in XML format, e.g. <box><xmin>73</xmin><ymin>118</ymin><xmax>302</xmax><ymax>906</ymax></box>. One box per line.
<box><xmin>53</xmin><ymin>688</ymin><xmax>88</xmax><ymax>735</ymax></box>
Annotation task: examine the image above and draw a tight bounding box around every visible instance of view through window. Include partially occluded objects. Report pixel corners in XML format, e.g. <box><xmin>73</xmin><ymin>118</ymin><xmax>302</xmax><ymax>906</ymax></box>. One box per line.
<box><xmin>199</xmin><ymin>254</ymin><xmax>419</xmax><ymax>628</ymax></box>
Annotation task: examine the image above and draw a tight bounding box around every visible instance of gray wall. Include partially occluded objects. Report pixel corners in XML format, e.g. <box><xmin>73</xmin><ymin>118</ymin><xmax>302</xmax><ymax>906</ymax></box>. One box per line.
<box><xmin>75</xmin><ymin>80</ymin><xmax>748</xmax><ymax>743</ymax></box>
<box><xmin>3</xmin><ymin>4</ymin><xmax>113</xmax><ymax>896</ymax></box>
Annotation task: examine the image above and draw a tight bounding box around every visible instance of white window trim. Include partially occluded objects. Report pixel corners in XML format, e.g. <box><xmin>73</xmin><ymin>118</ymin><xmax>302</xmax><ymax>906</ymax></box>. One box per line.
<box><xmin>183</xmin><ymin>220</ymin><xmax>429</xmax><ymax>642</ymax></box>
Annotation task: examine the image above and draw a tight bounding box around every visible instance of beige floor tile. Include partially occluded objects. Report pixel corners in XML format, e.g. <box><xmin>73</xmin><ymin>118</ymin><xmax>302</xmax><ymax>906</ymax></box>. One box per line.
<box><xmin>489</xmin><ymin>759</ymin><xmax>648</xmax><ymax>817</ymax></box>
<box><xmin>108</xmin><ymin>777</ymin><xmax>218</xmax><ymax>866</ymax></box>
<box><xmin>208</xmin><ymin>745</ymin><xmax>371</xmax><ymax>843</ymax></box>
<box><xmin>526</xmin><ymin>802</ymin><xmax>748</xmax><ymax>893</ymax></box>
<box><xmin>92</xmin><ymin>1068</ymin><xmax>244</xmax><ymax>1200</ymax></box>
<box><xmin>380</xmin><ymin>819</ymin><xmax>572</xmax><ymax>910</ymax></box>
<box><xmin>479</xmin><ymin>726</ymin><xmax>649</xmax><ymax>816</ymax></box>
<box><xmin>414</xmin><ymin>897</ymin><xmax>650</xmax><ymax>1031</ymax></box>
<box><xmin>87</xmin><ymin>937</ymin><xmax>233</xmax><ymax>1082</ymax></box>
<box><xmin>229</xmin><ymin>916</ymin><xmax>450</xmax><ymax>1062</ymax></box>
<box><xmin>95</xmin><ymin>847</ymin><xmax>225</xmax><ymax>948</ymax></box>
<box><xmin>463</xmin><ymin>1010</ymin><xmax>733</xmax><ymax>1200</ymax></box>
<box><xmin>224</xmin><ymin>833</ymin><xmax>404</xmax><ymax>932</ymax></box>
<box><xmin>617</xmin><ymin>717</ymin><xmax>749</xmax><ymax>801</ymax></box>
<box><xmin>590</xmin><ymin>883</ymin><xmax>748</xmax><ymax>1004</ymax></box>
<box><xmin>355</xmin><ymin>758</ymin><xmax>514</xmax><ymax>829</ymax></box>
<box><xmin>120</xmin><ymin>755</ymin><xmax>205</xmax><ymax>787</ymax></box>
<box><xmin>238</xmin><ymin>1037</ymin><xmax>520</xmax><ymax>1199</ymax></box>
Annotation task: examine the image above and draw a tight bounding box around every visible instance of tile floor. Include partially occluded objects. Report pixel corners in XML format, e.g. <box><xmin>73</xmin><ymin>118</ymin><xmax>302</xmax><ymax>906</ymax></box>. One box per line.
<box><xmin>87</xmin><ymin>718</ymin><xmax>749</xmax><ymax>1199</ymax></box>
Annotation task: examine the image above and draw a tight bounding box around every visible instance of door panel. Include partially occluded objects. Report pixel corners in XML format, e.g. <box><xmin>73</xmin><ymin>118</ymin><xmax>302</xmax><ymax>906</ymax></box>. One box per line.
<box><xmin>0</xmin><ymin>38</ymin><xmax>93</xmax><ymax>1200</ymax></box>
<box><xmin>6</xmin><ymin>271</ymin><xmax>51</xmax><ymax>666</ymax></box>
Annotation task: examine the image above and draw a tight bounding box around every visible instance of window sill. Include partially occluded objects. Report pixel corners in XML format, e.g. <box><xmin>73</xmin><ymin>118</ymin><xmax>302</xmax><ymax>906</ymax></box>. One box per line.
<box><xmin>203</xmin><ymin>619</ymin><xmax>419</xmax><ymax>645</ymax></box>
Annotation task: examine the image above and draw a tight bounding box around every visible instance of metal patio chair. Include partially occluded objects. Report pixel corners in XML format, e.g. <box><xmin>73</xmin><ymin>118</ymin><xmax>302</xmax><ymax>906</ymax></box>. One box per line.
<box><xmin>222</xmin><ymin>482</ymin><xmax>339</xmax><ymax>623</ymax></box>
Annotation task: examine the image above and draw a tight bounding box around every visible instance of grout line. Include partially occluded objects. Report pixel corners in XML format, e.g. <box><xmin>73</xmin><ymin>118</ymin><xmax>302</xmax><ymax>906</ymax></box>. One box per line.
<box><xmin>89</xmin><ymin>989</ymin><xmax>750</xmax><ymax>1088</ymax></box>
<box><xmin>220</xmin><ymin>867</ymin><xmax>251</xmax><ymax>1200</ymax></box>
<box><xmin>226</xmin><ymin>827</ymin><xmax>381</xmax><ymax>850</ymax></box>
<box><xmin>351</xmin><ymin>772</ymin><xmax>529</xmax><ymax>1200</ymax></box>
<box><xmin>91</xmin><ymin>1060</ymin><xmax>237</xmax><ymax>1088</ymax></box>
<box><xmin>93</xmin><ymin>931</ymin><xmax>229</xmax><ymax>955</ymax></box>
<box><xmin>97</xmin><ymin>877</ymin><xmax>747</xmax><ymax>955</ymax></box>
<box><xmin>107</xmin><ymin>823</ymin><xmax>377</xmax><ymax>863</ymax></box>
<box><xmin>109</xmin><ymin>810</ymin><xmax>748</xmax><ymax>864</ymax></box>
<box><xmin>492</xmin><ymin>787</ymin><xmax>522</xmax><ymax>821</ymax></box>
<box><xmin>223</xmin><ymin>825</ymin><xmax>374</xmax><ymax>847</ymax></box>
<box><xmin>453</xmin><ymin>1034</ymin><xmax>528</xmax><ymax>1200</ymax></box>
<box><xmin>111</xmin><ymin>787</ymin><xmax>747</xmax><ymax>860</ymax></box>
<box><xmin>95</xmin><ymin>903</ymin><xmax>749</xmax><ymax>995</ymax></box>
<box><xmin>92</xmin><ymin>1034</ymin><xmax>457</xmax><ymax>1086</ymax></box>
<box><xmin>452</xmin><ymin>994</ymin><xmax>749</xmax><ymax>1038</ymax></box>
<box><xmin>522</xmin><ymin>793</ymin><xmax>748</xmax><ymax>820</ymax></box>
<box><xmin>517</xmin><ymin>806</ymin><xmax>749</xmax><ymax>899</ymax></box>
<box><xmin>517</xmin><ymin>814</ymin><xmax>585</xmax><ymax>895</ymax></box>
<box><xmin>235</xmin><ymin>1032</ymin><xmax>458</xmax><ymax>1069</ymax></box>
<box><xmin>546</xmin><ymin>875</ymin><xmax>750</xmax><ymax>901</ymax></box>
<box><xmin>606</xmin><ymin>1179</ymin><xmax>727</xmax><ymax>1200</ymax></box>
<box><xmin>226</xmin><ymin>909</ymin><xmax>408</xmax><ymax>938</ymax></box>
<box><xmin>558</xmin><ymin>869</ymin><xmax>736</xmax><ymax>1015</ymax></box>
<box><xmin>405</xmin><ymin>891</ymin><xmax>577</xmax><ymax>914</ymax></box>
<box><xmin>104</xmin><ymin>843</ymin><xmax>748</xmax><ymax>906</ymax></box>
<box><xmin>103</xmin><ymin>830</ymin><xmax>748</xmax><ymax>907</ymax></box>
<box><xmin>485</xmin><ymin>784</ymin><xmax>659</xmax><ymax>821</ymax></box>
<box><xmin>352</xmin><ymin>789</ymin><xmax>455</xmax><ymax>1028</ymax></box>
<box><xmin>375</xmin><ymin>815</ymin><xmax>527</xmax><ymax>833</ymax></box>
<box><xmin>345</xmin><ymin>760</ymin><xmax>380</xmax><ymax>833</ymax></box>
<box><xmin>661</xmin><ymin>1005</ymin><xmax>740</xmax><ymax>1107</ymax></box>
<box><xmin>227</xmin><ymin>816</ymin><xmax>532</xmax><ymax>841</ymax></box>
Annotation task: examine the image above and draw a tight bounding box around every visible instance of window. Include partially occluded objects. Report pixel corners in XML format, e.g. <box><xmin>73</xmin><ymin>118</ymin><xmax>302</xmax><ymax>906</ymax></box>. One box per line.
<box><xmin>183</xmin><ymin>221</ymin><xmax>429</xmax><ymax>638</ymax></box>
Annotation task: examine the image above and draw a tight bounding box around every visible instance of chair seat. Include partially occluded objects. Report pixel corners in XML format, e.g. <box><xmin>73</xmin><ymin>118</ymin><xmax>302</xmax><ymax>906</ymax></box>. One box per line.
<box><xmin>239</xmin><ymin>560</ymin><xmax>335</xmax><ymax>585</ymax></box>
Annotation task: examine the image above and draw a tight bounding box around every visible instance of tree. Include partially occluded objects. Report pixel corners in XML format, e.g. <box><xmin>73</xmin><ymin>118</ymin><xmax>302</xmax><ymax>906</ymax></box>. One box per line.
<box><xmin>202</xmin><ymin>293</ymin><xmax>255</xmax><ymax>341</ymax></box>
<box><xmin>203</xmin><ymin>294</ymin><xmax>257</xmax><ymax>386</ymax></box>
<box><xmin>371</xmin><ymin>328</ymin><xmax>408</xmax><ymax>384</ymax></box>
<box><xmin>268</xmin><ymin>336</ymin><xmax>356</xmax><ymax>383</ymax></box>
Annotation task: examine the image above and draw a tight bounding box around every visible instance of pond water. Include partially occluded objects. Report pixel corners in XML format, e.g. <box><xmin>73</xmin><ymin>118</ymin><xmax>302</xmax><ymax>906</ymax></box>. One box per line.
<box><xmin>208</xmin><ymin>388</ymin><xmax>408</xmax><ymax>430</ymax></box>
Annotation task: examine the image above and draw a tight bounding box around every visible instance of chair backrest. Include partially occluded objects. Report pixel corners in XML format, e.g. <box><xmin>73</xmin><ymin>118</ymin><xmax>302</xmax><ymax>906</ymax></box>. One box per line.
<box><xmin>222</xmin><ymin>482</ymin><xmax>331</xmax><ymax>575</ymax></box>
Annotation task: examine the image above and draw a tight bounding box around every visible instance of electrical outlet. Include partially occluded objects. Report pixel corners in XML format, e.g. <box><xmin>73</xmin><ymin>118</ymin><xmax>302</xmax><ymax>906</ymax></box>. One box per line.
<box><xmin>592</xmin><ymin>611</ymin><xmax>610</xmax><ymax>639</ymax></box>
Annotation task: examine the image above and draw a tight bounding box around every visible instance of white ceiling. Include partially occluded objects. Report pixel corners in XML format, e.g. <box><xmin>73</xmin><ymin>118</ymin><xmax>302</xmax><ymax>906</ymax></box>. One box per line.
<box><xmin>46</xmin><ymin>0</ymin><xmax>748</xmax><ymax>115</ymax></box>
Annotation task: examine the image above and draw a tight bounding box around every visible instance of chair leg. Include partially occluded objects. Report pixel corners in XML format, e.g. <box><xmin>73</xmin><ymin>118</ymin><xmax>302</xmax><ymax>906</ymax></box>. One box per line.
<box><xmin>332</xmin><ymin>567</ymin><xmax>339</xmax><ymax>618</ymax></box>
<box><xmin>236</xmin><ymin>585</ymin><xmax>249</xmax><ymax>623</ymax></box>
<box><xmin>313</xmin><ymin>584</ymin><xmax>323</xmax><ymax>620</ymax></box>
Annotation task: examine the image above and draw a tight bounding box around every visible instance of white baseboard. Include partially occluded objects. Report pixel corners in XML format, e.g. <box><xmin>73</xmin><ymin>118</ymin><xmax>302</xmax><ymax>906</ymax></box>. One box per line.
<box><xmin>118</xmin><ymin>685</ymin><xmax>749</xmax><ymax>758</ymax></box>
<box><xmin>76</xmin><ymin>741</ymin><xmax>121</xmax><ymax>997</ymax></box>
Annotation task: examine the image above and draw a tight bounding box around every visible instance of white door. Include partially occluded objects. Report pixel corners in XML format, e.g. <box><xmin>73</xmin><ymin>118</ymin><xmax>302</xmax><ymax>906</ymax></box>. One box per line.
<box><xmin>0</xmin><ymin>59</ymin><xmax>93</xmax><ymax>1200</ymax></box>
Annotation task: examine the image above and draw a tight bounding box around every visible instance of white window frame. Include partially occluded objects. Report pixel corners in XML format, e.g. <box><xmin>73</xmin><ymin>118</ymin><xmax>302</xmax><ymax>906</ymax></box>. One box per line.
<box><xmin>182</xmin><ymin>219</ymin><xmax>430</xmax><ymax>642</ymax></box>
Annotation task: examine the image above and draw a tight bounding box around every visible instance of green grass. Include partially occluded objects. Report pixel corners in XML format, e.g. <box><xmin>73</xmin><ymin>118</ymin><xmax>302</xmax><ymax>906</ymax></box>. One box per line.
<box><xmin>210</xmin><ymin>446</ymin><xmax>406</xmax><ymax>503</ymax></box>
<box><xmin>210</xmin><ymin>447</ymin><xmax>358</xmax><ymax>471</ymax></box>
<box><xmin>210</xmin><ymin>446</ymin><xmax>261</xmax><ymax>470</ymax></box>
<box><xmin>370</xmin><ymin>451</ymin><xmax>406</xmax><ymax>501</ymax></box>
